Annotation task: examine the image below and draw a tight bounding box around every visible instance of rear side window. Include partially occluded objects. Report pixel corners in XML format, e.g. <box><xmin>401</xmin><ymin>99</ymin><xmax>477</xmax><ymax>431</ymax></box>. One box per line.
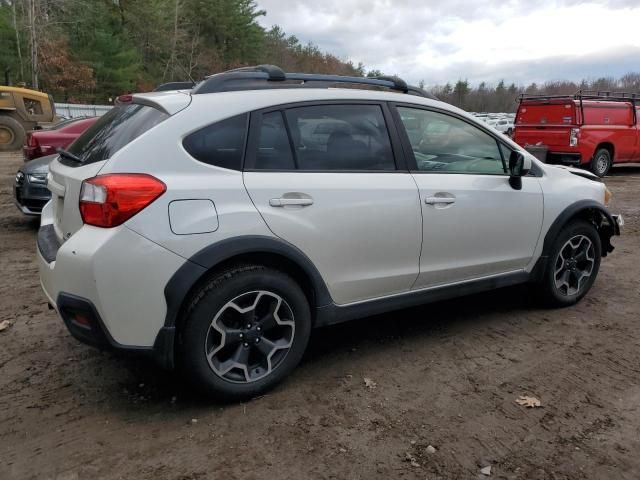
<box><xmin>284</xmin><ymin>105</ymin><xmax>395</xmax><ymax>171</ymax></box>
<box><xmin>68</xmin><ymin>104</ymin><xmax>168</xmax><ymax>165</ymax></box>
<box><xmin>255</xmin><ymin>112</ymin><xmax>295</xmax><ymax>170</ymax></box>
<box><xmin>183</xmin><ymin>114</ymin><xmax>248</xmax><ymax>170</ymax></box>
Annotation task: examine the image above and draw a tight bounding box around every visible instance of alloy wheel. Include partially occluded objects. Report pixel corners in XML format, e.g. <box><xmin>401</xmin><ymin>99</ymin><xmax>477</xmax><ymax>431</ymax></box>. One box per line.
<box><xmin>595</xmin><ymin>153</ymin><xmax>609</xmax><ymax>176</ymax></box>
<box><xmin>553</xmin><ymin>234</ymin><xmax>595</xmax><ymax>296</ymax></box>
<box><xmin>204</xmin><ymin>291</ymin><xmax>295</xmax><ymax>383</ymax></box>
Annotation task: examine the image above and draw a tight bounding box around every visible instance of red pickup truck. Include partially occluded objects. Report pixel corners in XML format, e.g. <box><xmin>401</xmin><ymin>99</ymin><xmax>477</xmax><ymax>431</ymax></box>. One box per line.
<box><xmin>23</xmin><ymin>116</ymin><xmax>98</xmax><ymax>161</ymax></box>
<box><xmin>513</xmin><ymin>91</ymin><xmax>639</xmax><ymax>176</ymax></box>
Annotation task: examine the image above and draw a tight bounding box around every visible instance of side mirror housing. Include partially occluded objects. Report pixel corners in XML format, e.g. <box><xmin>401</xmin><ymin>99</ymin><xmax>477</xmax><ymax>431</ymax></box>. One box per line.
<box><xmin>508</xmin><ymin>151</ymin><xmax>532</xmax><ymax>190</ymax></box>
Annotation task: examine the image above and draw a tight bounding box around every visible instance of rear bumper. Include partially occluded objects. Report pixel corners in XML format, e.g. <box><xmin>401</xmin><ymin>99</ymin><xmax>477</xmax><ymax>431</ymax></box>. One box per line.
<box><xmin>23</xmin><ymin>146</ymin><xmax>38</xmax><ymax>161</ymax></box>
<box><xmin>547</xmin><ymin>152</ymin><xmax>582</xmax><ymax>165</ymax></box>
<box><xmin>524</xmin><ymin>145</ymin><xmax>583</xmax><ymax>165</ymax></box>
<box><xmin>37</xmin><ymin>220</ymin><xmax>185</xmax><ymax>369</ymax></box>
<box><xmin>54</xmin><ymin>292</ymin><xmax>176</xmax><ymax>367</ymax></box>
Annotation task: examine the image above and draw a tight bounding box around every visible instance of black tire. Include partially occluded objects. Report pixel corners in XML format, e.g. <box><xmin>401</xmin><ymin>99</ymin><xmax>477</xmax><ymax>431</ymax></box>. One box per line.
<box><xmin>0</xmin><ymin>115</ymin><xmax>26</xmax><ymax>152</ymax></box>
<box><xmin>538</xmin><ymin>220</ymin><xmax>602</xmax><ymax>307</ymax></box>
<box><xmin>180</xmin><ymin>265</ymin><xmax>311</xmax><ymax>401</ymax></box>
<box><xmin>590</xmin><ymin>148</ymin><xmax>612</xmax><ymax>177</ymax></box>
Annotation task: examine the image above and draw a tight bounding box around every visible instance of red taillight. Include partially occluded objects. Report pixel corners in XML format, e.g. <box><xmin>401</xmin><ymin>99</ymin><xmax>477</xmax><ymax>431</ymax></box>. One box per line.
<box><xmin>79</xmin><ymin>174</ymin><xmax>166</xmax><ymax>228</ymax></box>
<box><xmin>27</xmin><ymin>134</ymin><xmax>38</xmax><ymax>147</ymax></box>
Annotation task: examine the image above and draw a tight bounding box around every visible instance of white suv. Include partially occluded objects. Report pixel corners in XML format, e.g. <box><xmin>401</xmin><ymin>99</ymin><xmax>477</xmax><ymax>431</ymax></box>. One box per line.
<box><xmin>38</xmin><ymin>66</ymin><xmax>621</xmax><ymax>400</ymax></box>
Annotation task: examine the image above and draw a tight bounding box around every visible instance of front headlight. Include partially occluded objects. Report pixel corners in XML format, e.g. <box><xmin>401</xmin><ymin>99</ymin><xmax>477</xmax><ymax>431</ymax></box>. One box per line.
<box><xmin>604</xmin><ymin>186</ymin><xmax>613</xmax><ymax>206</ymax></box>
<box><xmin>28</xmin><ymin>173</ymin><xmax>48</xmax><ymax>184</ymax></box>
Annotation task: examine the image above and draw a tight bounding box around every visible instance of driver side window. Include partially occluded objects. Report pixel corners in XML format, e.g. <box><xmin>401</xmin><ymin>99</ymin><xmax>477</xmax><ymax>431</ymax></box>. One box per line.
<box><xmin>397</xmin><ymin>107</ymin><xmax>506</xmax><ymax>175</ymax></box>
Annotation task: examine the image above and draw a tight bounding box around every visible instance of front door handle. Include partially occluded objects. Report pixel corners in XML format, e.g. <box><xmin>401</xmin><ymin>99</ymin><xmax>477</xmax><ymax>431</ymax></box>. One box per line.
<box><xmin>269</xmin><ymin>197</ymin><xmax>314</xmax><ymax>207</ymax></box>
<box><xmin>425</xmin><ymin>197</ymin><xmax>455</xmax><ymax>205</ymax></box>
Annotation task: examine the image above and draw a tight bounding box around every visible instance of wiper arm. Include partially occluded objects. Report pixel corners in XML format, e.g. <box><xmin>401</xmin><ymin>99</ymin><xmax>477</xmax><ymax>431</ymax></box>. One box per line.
<box><xmin>56</xmin><ymin>148</ymin><xmax>82</xmax><ymax>163</ymax></box>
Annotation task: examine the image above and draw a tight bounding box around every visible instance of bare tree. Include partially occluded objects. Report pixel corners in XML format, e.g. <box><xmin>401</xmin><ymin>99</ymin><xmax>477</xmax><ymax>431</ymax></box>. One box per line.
<box><xmin>26</xmin><ymin>0</ymin><xmax>38</xmax><ymax>89</ymax></box>
<box><xmin>10</xmin><ymin>0</ymin><xmax>25</xmax><ymax>82</ymax></box>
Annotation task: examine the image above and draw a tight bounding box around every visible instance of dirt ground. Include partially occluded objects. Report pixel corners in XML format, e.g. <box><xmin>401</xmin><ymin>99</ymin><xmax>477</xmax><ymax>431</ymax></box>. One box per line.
<box><xmin>1</xmin><ymin>151</ymin><xmax>639</xmax><ymax>480</ymax></box>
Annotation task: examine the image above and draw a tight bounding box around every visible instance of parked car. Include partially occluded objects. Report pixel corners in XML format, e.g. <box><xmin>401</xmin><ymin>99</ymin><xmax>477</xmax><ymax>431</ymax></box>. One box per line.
<box><xmin>15</xmin><ymin>154</ymin><xmax>56</xmax><ymax>215</ymax></box>
<box><xmin>494</xmin><ymin>118</ymin><xmax>514</xmax><ymax>136</ymax></box>
<box><xmin>24</xmin><ymin>116</ymin><xmax>98</xmax><ymax>160</ymax></box>
<box><xmin>513</xmin><ymin>91</ymin><xmax>640</xmax><ymax>176</ymax></box>
<box><xmin>38</xmin><ymin>65</ymin><xmax>621</xmax><ymax>400</ymax></box>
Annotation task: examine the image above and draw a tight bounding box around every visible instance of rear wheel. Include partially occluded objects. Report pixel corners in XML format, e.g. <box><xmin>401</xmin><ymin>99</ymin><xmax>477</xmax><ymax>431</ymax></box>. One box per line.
<box><xmin>590</xmin><ymin>148</ymin><xmax>612</xmax><ymax>177</ymax></box>
<box><xmin>538</xmin><ymin>220</ymin><xmax>601</xmax><ymax>307</ymax></box>
<box><xmin>180</xmin><ymin>265</ymin><xmax>311</xmax><ymax>401</ymax></box>
<box><xmin>0</xmin><ymin>115</ymin><xmax>25</xmax><ymax>152</ymax></box>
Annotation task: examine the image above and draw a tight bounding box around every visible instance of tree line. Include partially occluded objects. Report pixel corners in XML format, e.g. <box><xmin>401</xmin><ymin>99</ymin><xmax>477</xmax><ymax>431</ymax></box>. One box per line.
<box><xmin>1</xmin><ymin>1</ymin><xmax>638</xmax><ymax>109</ymax></box>
<box><xmin>430</xmin><ymin>74</ymin><xmax>640</xmax><ymax>112</ymax></box>
<box><xmin>0</xmin><ymin>0</ymin><xmax>364</xmax><ymax>103</ymax></box>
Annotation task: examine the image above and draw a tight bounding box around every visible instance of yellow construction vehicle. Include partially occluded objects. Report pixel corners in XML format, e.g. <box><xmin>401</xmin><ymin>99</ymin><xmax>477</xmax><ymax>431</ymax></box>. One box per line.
<box><xmin>0</xmin><ymin>85</ymin><xmax>57</xmax><ymax>151</ymax></box>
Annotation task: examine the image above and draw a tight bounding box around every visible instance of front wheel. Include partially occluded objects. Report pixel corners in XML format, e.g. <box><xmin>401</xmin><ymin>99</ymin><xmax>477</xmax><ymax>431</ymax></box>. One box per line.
<box><xmin>590</xmin><ymin>148</ymin><xmax>612</xmax><ymax>177</ymax></box>
<box><xmin>538</xmin><ymin>220</ymin><xmax>602</xmax><ymax>307</ymax></box>
<box><xmin>180</xmin><ymin>265</ymin><xmax>311</xmax><ymax>401</ymax></box>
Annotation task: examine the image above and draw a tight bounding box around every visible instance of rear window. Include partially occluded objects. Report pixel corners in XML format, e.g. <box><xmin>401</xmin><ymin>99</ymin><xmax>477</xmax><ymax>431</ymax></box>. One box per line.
<box><xmin>66</xmin><ymin>104</ymin><xmax>168</xmax><ymax>165</ymax></box>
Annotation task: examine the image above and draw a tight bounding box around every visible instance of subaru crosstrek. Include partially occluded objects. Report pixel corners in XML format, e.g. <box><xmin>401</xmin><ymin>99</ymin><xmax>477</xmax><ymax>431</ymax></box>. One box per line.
<box><xmin>38</xmin><ymin>66</ymin><xmax>622</xmax><ymax>400</ymax></box>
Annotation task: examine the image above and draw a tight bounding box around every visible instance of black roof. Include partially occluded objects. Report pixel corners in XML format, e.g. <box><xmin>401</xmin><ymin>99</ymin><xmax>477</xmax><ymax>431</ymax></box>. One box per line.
<box><xmin>189</xmin><ymin>64</ymin><xmax>437</xmax><ymax>99</ymax></box>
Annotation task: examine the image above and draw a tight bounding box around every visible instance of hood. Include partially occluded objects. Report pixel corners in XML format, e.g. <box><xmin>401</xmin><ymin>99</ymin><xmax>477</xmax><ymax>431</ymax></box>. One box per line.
<box><xmin>20</xmin><ymin>154</ymin><xmax>58</xmax><ymax>174</ymax></box>
<box><xmin>546</xmin><ymin>164</ymin><xmax>601</xmax><ymax>182</ymax></box>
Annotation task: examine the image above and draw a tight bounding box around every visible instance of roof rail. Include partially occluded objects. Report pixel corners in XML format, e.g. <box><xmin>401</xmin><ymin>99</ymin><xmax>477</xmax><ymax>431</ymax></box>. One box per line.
<box><xmin>153</xmin><ymin>81</ymin><xmax>196</xmax><ymax>92</ymax></box>
<box><xmin>191</xmin><ymin>64</ymin><xmax>436</xmax><ymax>99</ymax></box>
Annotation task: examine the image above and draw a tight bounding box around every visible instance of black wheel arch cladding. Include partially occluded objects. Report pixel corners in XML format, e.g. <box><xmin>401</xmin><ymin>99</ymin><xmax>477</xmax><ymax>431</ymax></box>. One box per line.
<box><xmin>542</xmin><ymin>200</ymin><xmax>618</xmax><ymax>258</ymax></box>
<box><xmin>531</xmin><ymin>199</ymin><xmax>618</xmax><ymax>283</ymax></box>
<box><xmin>163</xmin><ymin>235</ymin><xmax>333</xmax><ymax>331</ymax></box>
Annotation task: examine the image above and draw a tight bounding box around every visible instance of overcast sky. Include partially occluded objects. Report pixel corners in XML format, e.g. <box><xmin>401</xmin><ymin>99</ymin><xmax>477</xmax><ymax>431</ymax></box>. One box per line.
<box><xmin>256</xmin><ymin>0</ymin><xmax>640</xmax><ymax>87</ymax></box>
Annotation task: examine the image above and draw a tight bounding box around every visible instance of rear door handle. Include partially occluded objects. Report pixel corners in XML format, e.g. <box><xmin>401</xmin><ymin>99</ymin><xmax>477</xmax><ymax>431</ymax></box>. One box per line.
<box><xmin>425</xmin><ymin>197</ymin><xmax>455</xmax><ymax>205</ymax></box>
<box><xmin>269</xmin><ymin>197</ymin><xmax>314</xmax><ymax>207</ymax></box>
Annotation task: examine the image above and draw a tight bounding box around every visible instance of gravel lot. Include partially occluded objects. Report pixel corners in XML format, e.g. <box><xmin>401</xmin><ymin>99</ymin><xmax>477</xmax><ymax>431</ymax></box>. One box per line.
<box><xmin>1</xmin><ymin>151</ymin><xmax>639</xmax><ymax>480</ymax></box>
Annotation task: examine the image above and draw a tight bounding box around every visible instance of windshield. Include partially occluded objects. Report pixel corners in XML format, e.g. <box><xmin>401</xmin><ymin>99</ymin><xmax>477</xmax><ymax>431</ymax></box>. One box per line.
<box><xmin>66</xmin><ymin>103</ymin><xmax>168</xmax><ymax>165</ymax></box>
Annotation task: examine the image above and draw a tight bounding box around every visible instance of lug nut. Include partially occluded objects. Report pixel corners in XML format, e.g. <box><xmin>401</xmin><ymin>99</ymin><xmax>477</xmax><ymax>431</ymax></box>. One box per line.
<box><xmin>255</xmin><ymin>338</ymin><xmax>260</xmax><ymax>344</ymax></box>
<box><xmin>256</xmin><ymin>326</ymin><xmax>262</xmax><ymax>332</ymax></box>
<box><xmin>246</xmin><ymin>323</ymin><xmax>252</xmax><ymax>329</ymax></box>
<box><xmin>239</xmin><ymin>333</ymin><xmax>244</xmax><ymax>339</ymax></box>
<box><xmin>243</xmin><ymin>342</ymin><xmax>249</xmax><ymax>347</ymax></box>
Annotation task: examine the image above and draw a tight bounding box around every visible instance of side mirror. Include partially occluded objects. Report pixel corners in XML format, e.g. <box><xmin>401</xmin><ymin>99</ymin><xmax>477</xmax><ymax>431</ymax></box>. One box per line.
<box><xmin>508</xmin><ymin>151</ymin><xmax>531</xmax><ymax>190</ymax></box>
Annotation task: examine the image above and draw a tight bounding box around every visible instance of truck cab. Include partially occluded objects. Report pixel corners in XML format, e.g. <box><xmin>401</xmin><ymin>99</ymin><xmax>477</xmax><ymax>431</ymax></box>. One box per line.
<box><xmin>513</xmin><ymin>91</ymin><xmax>639</xmax><ymax>176</ymax></box>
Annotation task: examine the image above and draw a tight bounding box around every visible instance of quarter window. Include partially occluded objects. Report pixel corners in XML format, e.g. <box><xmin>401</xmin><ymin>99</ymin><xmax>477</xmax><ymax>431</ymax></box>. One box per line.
<box><xmin>397</xmin><ymin>107</ymin><xmax>506</xmax><ymax>175</ymax></box>
<box><xmin>182</xmin><ymin>114</ymin><xmax>248</xmax><ymax>170</ymax></box>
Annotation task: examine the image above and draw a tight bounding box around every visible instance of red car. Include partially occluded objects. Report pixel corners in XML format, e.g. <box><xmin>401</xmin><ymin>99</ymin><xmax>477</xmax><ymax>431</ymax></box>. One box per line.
<box><xmin>23</xmin><ymin>116</ymin><xmax>98</xmax><ymax>161</ymax></box>
<box><xmin>513</xmin><ymin>91</ymin><xmax>639</xmax><ymax>177</ymax></box>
